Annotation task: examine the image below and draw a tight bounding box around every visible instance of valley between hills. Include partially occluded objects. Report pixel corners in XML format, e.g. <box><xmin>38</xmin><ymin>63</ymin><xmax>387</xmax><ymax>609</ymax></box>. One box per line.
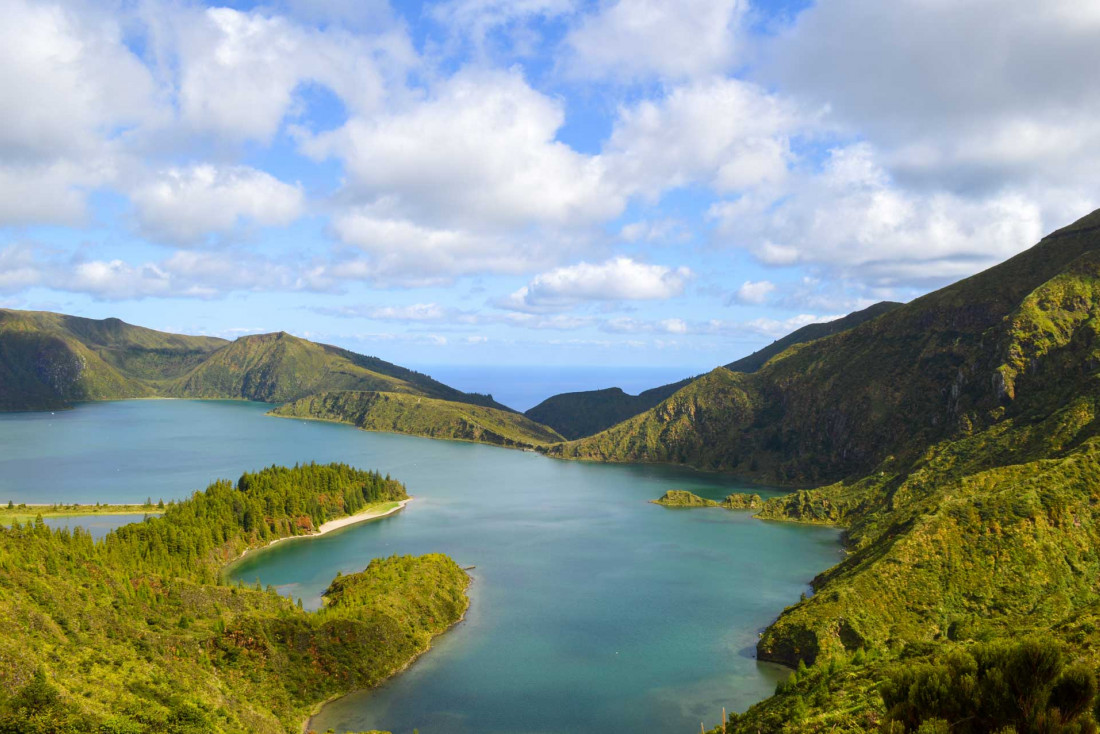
<box><xmin>5</xmin><ymin>207</ymin><xmax>1100</xmax><ymax>732</ymax></box>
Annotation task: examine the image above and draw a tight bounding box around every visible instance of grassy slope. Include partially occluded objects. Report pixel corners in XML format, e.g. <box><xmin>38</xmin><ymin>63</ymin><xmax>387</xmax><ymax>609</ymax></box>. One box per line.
<box><xmin>272</xmin><ymin>390</ymin><xmax>564</xmax><ymax>448</ymax></box>
<box><xmin>0</xmin><ymin>311</ymin><xmax>510</xmax><ymax>420</ymax></box>
<box><xmin>524</xmin><ymin>302</ymin><xmax>897</xmax><ymax>442</ymax></box>
<box><xmin>0</xmin><ymin>465</ymin><xmax>469</xmax><ymax>734</ymax></box>
<box><xmin>554</xmin><ymin>209</ymin><xmax>1100</xmax><ymax>485</ymax></box>
<box><xmin>724</xmin><ymin>301</ymin><xmax>901</xmax><ymax>374</ymax></box>
<box><xmin>524</xmin><ymin>378</ymin><xmax>695</xmax><ymax>441</ymax></box>
<box><xmin>642</xmin><ymin>208</ymin><xmax>1100</xmax><ymax>731</ymax></box>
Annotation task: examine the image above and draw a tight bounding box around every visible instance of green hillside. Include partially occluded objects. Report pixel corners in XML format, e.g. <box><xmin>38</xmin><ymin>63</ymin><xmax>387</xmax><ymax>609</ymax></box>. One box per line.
<box><xmin>0</xmin><ymin>309</ymin><xmax>226</xmax><ymax>410</ymax></box>
<box><xmin>724</xmin><ymin>300</ymin><xmax>901</xmax><ymax>373</ymax></box>
<box><xmin>523</xmin><ymin>378</ymin><xmax>694</xmax><ymax>440</ymax></box>
<box><xmin>552</xmin><ymin>209</ymin><xmax>1100</xmax><ymax>484</ymax></box>
<box><xmin>0</xmin><ymin>463</ymin><xmax>468</xmax><ymax>733</ymax></box>
<box><xmin>272</xmin><ymin>390</ymin><xmax>565</xmax><ymax>449</ymax></box>
<box><xmin>0</xmin><ymin>312</ymin><xmax>507</xmax><ymax>416</ymax></box>
<box><xmin>523</xmin><ymin>301</ymin><xmax>896</xmax><ymax>441</ymax></box>
<box><xmin>552</xmin><ymin>207</ymin><xmax>1100</xmax><ymax>732</ymax></box>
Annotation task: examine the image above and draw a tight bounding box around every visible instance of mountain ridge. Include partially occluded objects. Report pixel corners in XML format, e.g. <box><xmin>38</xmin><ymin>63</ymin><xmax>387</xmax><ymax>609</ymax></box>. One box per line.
<box><xmin>523</xmin><ymin>301</ymin><xmax>899</xmax><ymax>441</ymax></box>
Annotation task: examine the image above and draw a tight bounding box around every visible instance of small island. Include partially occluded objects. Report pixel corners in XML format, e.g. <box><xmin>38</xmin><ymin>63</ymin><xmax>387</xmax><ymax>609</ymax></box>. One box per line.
<box><xmin>651</xmin><ymin>490</ymin><xmax>763</xmax><ymax>510</ymax></box>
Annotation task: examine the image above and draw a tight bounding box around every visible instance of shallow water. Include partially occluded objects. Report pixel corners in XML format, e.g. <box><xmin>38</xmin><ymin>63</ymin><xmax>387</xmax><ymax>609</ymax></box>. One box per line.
<box><xmin>0</xmin><ymin>400</ymin><xmax>841</xmax><ymax>734</ymax></box>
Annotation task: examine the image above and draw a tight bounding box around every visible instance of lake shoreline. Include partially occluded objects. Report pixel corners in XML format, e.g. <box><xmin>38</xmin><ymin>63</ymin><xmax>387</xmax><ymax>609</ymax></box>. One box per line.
<box><xmin>302</xmin><ymin>570</ymin><xmax>474</xmax><ymax>734</ymax></box>
<box><xmin>224</xmin><ymin>498</ymin><xmax>412</xmax><ymax>574</ymax></box>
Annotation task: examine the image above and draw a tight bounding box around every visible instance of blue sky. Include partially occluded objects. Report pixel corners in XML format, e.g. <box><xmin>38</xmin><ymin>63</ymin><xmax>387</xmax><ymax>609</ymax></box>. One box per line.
<box><xmin>1</xmin><ymin>0</ymin><xmax>1099</xmax><ymax>371</ymax></box>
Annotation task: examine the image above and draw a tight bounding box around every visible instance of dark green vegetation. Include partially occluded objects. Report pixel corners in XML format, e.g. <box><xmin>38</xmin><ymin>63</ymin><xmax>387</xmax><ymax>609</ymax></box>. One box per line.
<box><xmin>272</xmin><ymin>390</ymin><xmax>564</xmax><ymax>448</ymax></box>
<box><xmin>523</xmin><ymin>301</ymin><xmax>897</xmax><ymax>441</ymax></box>
<box><xmin>653</xmin><ymin>489</ymin><xmax>719</xmax><ymax>507</ymax></box>
<box><xmin>0</xmin><ymin>310</ymin><xmax>503</xmax><ymax>412</ymax></box>
<box><xmin>0</xmin><ymin>463</ymin><xmax>469</xmax><ymax>733</ymax></box>
<box><xmin>524</xmin><ymin>378</ymin><xmax>694</xmax><ymax>440</ymax></box>
<box><xmin>724</xmin><ymin>301</ymin><xmax>901</xmax><ymax>374</ymax></box>
<box><xmin>651</xmin><ymin>490</ymin><xmax>762</xmax><ymax>510</ymax></box>
<box><xmin>519</xmin><ymin>207</ymin><xmax>1100</xmax><ymax>732</ymax></box>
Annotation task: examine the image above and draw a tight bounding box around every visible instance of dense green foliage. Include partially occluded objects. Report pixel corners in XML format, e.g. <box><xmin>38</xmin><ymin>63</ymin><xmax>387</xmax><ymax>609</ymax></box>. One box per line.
<box><xmin>552</xmin><ymin>209</ymin><xmax>1100</xmax><ymax>484</ymax></box>
<box><xmin>524</xmin><ymin>379</ymin><xmax>693</xmax><ymax>440</ymax></box>
<box><xmin>651</xmin><ymin>490</ymin><xmax>761</xmax><ymax>509</ymax></box>
<box><xmin>881</xmin><ymin>639</ymin><xmax>1099</xmax><ymax>733</ymax></box>
<box><xmin>652</xmin><ymin>490</ymin><xmax>719</xmax><ymax>507</ymax></box>
<box><xmin>524</xmin><ymin>301</ymin><xmax>897</xmax><ymax>441</ymax></box>
<box><xmin>675</xmin><ymin>209</ymin><xmax>1100</xmax><ymax>731</ymax></box>
<box><xmin>273</xmin><ymin>390</ymin><xmax>564</xmax><ymax>448</ymax></box>
<box><xmin>724</xmin><ymin>301</ymin><xmax>901</xmax><ymax>374</ymax></box>
<box><xmin>0</xmin><ymin>311</ymin><xmax>504</xmax><ymax>413</ymax></box>
<box><xmin>0</xmin><ymin>309</ymin><xmax>224</xmax><ymax>409</ymax></box>
<box><xmin>0</xmin><ymin>464</ymin><xmax>468</xmax><ymax>733</ymax></box>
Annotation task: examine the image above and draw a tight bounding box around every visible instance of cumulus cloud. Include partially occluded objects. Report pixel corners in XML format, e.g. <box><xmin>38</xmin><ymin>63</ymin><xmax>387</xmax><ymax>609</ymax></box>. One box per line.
<box><xmin>501</xmin><ymin>257</ymin><xmax>692</xmax><ymax>312</ymax></box>
<box><xmin>305</xmin><ymin>68</ymin><xmax>622</xmax><ymax>231</ymax></box>
<box><xmin>564</xmin><ymin>0</ymin><xmax>746</xmax><ymax>81</ymax></box>
<box><xmin>131</xmin><ymin>165</ymin><xmax>304</xmax><ymax>245</ymax></box>
<box><xmin>0</xmin><ymin>0</ymin><xmax>159</xmax><ymax>226</ymax></box>
<box><xmin>599</xmin><ymin>313</ymin><xmax>839</xmax><ymax>338</ymax></box>
<box><xmin>327</xmin><ymin>207</ymin><xmax>568</xmax><ymax>284</ymax></box>
<box><xmin>765</xmin><ymin>0</ymin><xmax>1100</xmax><ymax>195</ymax></box>
<box><xmin>303</xmin><ymin>68</ymin><xmax>628</xmax><ymax>281</ymax></box>
<box><xmin>0</xmin><ymin>0</ymin><xmax>158</xmax><ymax>161</ymax></box>
<box><xmin>430</xmin><ymin>0</ymin><xmax>576</xmax><ymax>49</ymax></box>
<box><xmin>734</xmin><ymin>280</ymin><xmax>776</xmax><ymax>305</ymax></box>
<box><xmin>0</xmin><ymin>245</ymin><xmax>326</xmax><ymax>301</ymax></box>
<box><xmin>604</xmin><ymin>78</ymin><xmax>809</xmax><ymax>198</ymax></box>
<box><xmin>169</xmin><ymin>5</ymin><xmax>413</xmax><ymax>143</ymax></box>
<box><xmin>710</xmin><ymin>144</ymin><xmax>1049</xmax><ymax>287</ymax></box>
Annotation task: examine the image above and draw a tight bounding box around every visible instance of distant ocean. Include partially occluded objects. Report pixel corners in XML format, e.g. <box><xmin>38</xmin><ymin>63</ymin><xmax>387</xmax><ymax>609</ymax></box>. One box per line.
<box><xmin>410</xmin><ymin>365</ymin><xmax>707</xmax><ymax>412</ymax></box>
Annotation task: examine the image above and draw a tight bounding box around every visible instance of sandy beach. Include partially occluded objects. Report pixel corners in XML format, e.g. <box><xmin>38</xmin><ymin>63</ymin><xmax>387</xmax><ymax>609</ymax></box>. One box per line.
<box><xmin>228</xmin><ymin>498</ymin><xmax>411</xmax><ymax>567</ymax></box>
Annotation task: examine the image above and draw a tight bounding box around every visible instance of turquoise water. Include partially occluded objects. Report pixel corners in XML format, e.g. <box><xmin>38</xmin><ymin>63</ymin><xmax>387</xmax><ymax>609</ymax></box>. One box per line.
<box><xmin>0</xmin><ymin>400</ymin><xmax>841</xmax><ymax>734</ymax></box>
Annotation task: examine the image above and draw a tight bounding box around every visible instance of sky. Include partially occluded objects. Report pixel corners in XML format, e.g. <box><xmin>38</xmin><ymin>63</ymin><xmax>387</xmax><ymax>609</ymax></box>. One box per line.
<box><xmin>1</xmin><ymin>0</ymin><xmax>1099</xmax><ymax>372</ymax></box>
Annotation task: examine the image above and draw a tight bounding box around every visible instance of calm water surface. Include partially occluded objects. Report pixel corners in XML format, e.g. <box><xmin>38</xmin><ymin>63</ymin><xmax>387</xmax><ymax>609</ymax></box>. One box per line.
<box><xmin>0</xmin><ymin>400</ymin><xmax>841</xmax><ymax>734</ymax></box>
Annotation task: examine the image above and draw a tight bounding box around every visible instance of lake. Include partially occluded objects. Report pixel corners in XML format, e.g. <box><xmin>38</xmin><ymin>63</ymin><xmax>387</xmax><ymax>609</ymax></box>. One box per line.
<box><xmin>0</xmin><ymin>400</ymin><xmax>842</xmax><ymax>734</ymax></box>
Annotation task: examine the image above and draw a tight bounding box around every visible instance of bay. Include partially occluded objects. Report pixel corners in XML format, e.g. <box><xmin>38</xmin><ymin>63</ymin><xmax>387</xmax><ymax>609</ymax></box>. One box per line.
<box><xmin>0</xmin><ymin>400</ymin><xmax>841</xmax><ymax>734</ymax></box>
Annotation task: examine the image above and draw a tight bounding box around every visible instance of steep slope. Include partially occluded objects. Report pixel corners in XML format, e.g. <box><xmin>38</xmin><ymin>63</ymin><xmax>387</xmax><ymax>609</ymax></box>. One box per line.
<box><xmin>553</xmin><ymin>209</ymin><xmax>1100</xmax><ymax>485</ymax></box>
<box><xmin>0</xmin><ymin>312</ymin><xmax>509</xmax><ymax>414</ymax></box>
<box><xmin>609</xmin><ymin>207</ymin><xmax>1100</xmax><ymax>732</ymax></box>
<box><xmin>524</xmin><ymin>301</ymin><xmax>898</xmax><ymax>441</ymax></box>
<box><xmin>523</xmin><ymin>378</ymin><xmax>694</xmax><ymax>440</ymax></box>
<box><xmin>0</xmin><ymin>309</ymin><xmax>226</xmax><ymax>410</ymax></box>
<box><xmin>0</xmin><ymin>464</ymin><xmax>469</xmax><ymax>733</ymax></box>
<box><xmin>724</xmin><ymin>300</ymin><xmax>901</xmax><ymax>373</ymax></box>
<box><xmin>272</xmin><ymin>390</ymin><xmax>564</xmax><ymax>449</ymax></box>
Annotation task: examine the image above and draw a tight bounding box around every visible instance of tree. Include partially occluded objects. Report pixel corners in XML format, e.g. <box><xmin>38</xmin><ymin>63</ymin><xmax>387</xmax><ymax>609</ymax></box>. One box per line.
<box><xmin>882</xmin><ymin>639</ymin><xmax>1100</xmax><ymax>733</ymax></box>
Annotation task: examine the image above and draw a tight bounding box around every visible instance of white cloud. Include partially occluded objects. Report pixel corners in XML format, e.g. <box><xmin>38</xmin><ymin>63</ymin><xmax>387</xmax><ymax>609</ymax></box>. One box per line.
<box><xmin>710</xmin><ymin>144</ymin><xmax>1048</xmax><ymax>287</ymax></box>
<box><xmin>328</xmin><ymin>207</ymin><xmax>562</xmax><ymax>284</ymax></box>
<box><xmin>306</xmin><ymin>68</ymin><xmax>622</xmax><ymax>231</ymax></box>
<box><xmin>0</xmin><ymin>0</ymin><xmax>158</xmax><ymax>161</ymax></box>
<box><xmin>0</xmin><ymin>246</ymin><xmax>326</xmax><ymax>301</ymax></box>
<box><xmin>430</xmin><ymin>0</ymin><xmax>576</xmax><ymax>49</ymax></box>
<box><xmin>304</xmin><ymin>68</ymin><xmax>627</xmax><ymax>281</ymax></box>
<box><xmin>0</xmin><ymin>0</ymin><xmax>159</xmax><ymax>226</ymax></box>
<box><xmin>619</xmin><ymin>218</ymin><xmax>689</xmax><ymax>244</ymax></box>
<box><xmin>170</xmin><ymin>5</ymin><xmax>413</xmax><ymax>143</ymax></box>
<box><xmin>367</xmin><ymin>303</ymin><xmax>449</xmax><ymax>321</ymax></box>
<box><xmin>599</xmin><ymin>313</ymin><xmax>839</xmax><ymax>338</ymax></box>
<box><xmin>604</xmin><ymin>78</ymin><xmax>809</xmax><ymax>198</ymax></box>
<box><xmin>765</xmin><ymin>0</ymin><xmax>1100</xmax><ymax>196</ymax></box>
<box><xmin>602</xmin><ymin>317</ymin><xmax>689</xmax><ymax>335</ymax></box>
<box><xmin>564</xmin><ymin>0</ymin><xmax>746</xmax><ymax>81</ymax></box>
<box><xmin>502</xmin><ymin>257</ymin><xmax>692</xmax><ymax>311</ymax></box>
<box><xmin>734</xmin><ymin>280</ymin><xmax>776</xmax><ymax>305</ymax></box>
<box><xmin>131</xmin><ymin>165</ymin><xmax>304</xmax><ymax>245</ymax></box>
